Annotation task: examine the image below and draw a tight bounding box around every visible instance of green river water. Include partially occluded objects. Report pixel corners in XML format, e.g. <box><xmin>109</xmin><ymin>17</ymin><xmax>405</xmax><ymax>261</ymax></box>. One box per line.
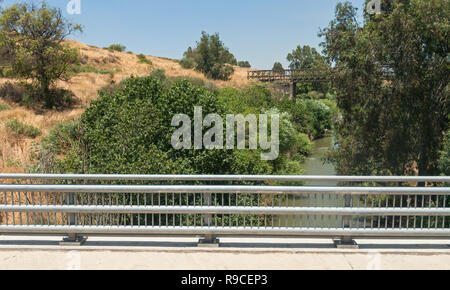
<box><xmin>274</xmin><ymin>136</ymin><xmax>343</xmax><ymax>227</ymax></box>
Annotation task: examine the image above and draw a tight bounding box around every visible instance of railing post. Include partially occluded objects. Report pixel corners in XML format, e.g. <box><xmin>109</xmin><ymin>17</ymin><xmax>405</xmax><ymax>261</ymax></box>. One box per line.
<box><xmin>198</xmin><ymin>193</ymin><xmax>219</xmax><ymax>247</ymax></box>
<box><xmin>335</xmin><ymin>194</ymin><xmax>358</xmax><ymax>248</ymax></box>
<box><xmin>60</xmin><ymin>192</ymin><xmax>86</xmax><ymax>246</ymax></box>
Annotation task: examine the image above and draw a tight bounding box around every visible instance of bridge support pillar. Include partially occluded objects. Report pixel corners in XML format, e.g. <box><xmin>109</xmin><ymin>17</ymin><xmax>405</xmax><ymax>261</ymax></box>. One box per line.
<box><xmin>289</xmin><ymin>82</ymin><xmax>297</xmax><ymax>99</ymax></box>
<box><xmin>198</xmin><ymin>235</ymin><xmax>220</xmax><ymax>248</ymax></box>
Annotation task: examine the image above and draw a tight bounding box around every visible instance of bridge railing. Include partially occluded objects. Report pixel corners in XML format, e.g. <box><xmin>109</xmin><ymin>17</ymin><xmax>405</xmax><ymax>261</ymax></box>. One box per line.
<box><xmin>247</xmin><ymin>69</ymin><xmax>329</xmax><ymax>82</ymax></box>
<box><xmin>0</xmin><ymin>175</ymin><xmax>448</xmax><ymax>246</ymax></box>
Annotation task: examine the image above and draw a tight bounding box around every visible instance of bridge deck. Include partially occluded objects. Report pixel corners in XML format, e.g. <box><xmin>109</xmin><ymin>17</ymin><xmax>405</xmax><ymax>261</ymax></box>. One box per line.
<box><xmin>247</xmin><ymin>69</ymin><xmax>329</xmax><ymax>83</ymax></box>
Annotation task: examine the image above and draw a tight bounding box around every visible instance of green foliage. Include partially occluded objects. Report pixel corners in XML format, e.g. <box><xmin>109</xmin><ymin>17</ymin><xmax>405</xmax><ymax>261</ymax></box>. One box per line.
<box><xmin>107</xmin><ymin>44</ymin><xmax>126</xmax><ymax>52</ymax></box>
<box><xmin>5</xmin><ymin>119</ymin><xmax>41</xmax><ymax>138</ymax></box>
<box><xmin>179</xmin><ymin>58</ymin><xmax>195</xmax><ymax>69</ymax></box>
<box><xmin>294</xmin><ymin>133</ymin><xmax>313</xmax><ymax>156</ymax></box>
<box><xmin>30</xmin><ymin>121</ymin><xmax>84</xmax><ymax>173</ymax></box>
<box><xmin>287</xmin><ymin>45</ymin><xmax>327</xmax><ymax>70</ymax></box>
<box><xmin>302</xmin><ymin>100</ymin><xmax>332</xmax><ymax>138</ymax></box>
<box><xmin>0</xmin><ymin>2</ymin><xmax>82</xmax><ymax>108</ymax></box>
<box><xmin>32</xmin><ymin>76</ymin><xmax>269</xmax><ymax>175</ymax></box>
<box><xmin>321</xmin><ymin>0</ymin><xmax>449</xmax><ymax>176</ymax></box>
<box><xmin>277</xmin><ymin>97</ymin><xmax>333</xmax><ymax>140</ymax></box>
<box><xmin>181</xmin><ymin>31</ymin><xmax>236</xmax><ymax>80</ymax></box>
<box><xmin>272</xmin><ymin>62</ymin><xmax>284</xmax><ymax>74</ymax></box>
<box><xmin>149</xmin><ymin>68</ymin><xmax>167</xmax><ymax>82</ymax></box>
<box><xmin>33</xmin><ymin>75</ymin><xmax>321</xmax><ymax>178</ymax></box>
<box><xmin>149</xmin><ymin>68</ymin><xmax>216</xmax><ymax>91</ymax></box>
<box><xmin>438</xmin><ymin>130</ymin><xmax>450</xmax><ymax>176</ymax></box>
<box><xmin>0</xmin><ymin>104</ymin><xmax>10</xmax><ymax>111</ymax></box>
<box><xmin>137</xmin><ymin>54</ymin><xmax>152</xmax><ymax>65</ymax></box>
<box><xmin>237</xmin><ymin>61</ymin><xmax>251</xmax><ymax>68</ymax></box>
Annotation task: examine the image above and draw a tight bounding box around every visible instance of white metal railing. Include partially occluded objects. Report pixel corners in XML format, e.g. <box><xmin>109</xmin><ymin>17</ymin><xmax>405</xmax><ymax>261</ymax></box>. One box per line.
<box><xmin>0</xmin><ymin>175</ymin><xmax>448</xmax><ymax>245</ymax></box>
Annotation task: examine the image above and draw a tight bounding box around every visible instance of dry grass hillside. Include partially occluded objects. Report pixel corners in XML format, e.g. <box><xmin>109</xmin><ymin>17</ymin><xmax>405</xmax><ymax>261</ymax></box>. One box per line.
<box><xmin>0</xmin><ymin>40</ymin><xmax>254</xmax><ymax>173</ymax></box>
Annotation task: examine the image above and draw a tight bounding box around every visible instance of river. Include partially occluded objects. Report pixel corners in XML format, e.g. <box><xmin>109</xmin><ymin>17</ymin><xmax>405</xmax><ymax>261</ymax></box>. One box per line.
<box><xmin>302</xmin><ymin>136</ymin><xmax>337</xmax><ymax>184</ymax></box>
<box><xmin>274</xmin><ymin>136</ymin><xmax>343</xmax><ymax>227</ymax></box>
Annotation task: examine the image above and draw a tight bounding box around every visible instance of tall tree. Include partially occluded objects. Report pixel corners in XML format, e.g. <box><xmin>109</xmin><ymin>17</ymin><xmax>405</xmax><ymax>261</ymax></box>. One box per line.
<box><xmin>287</xmin><ymin>45</ymin><xmax>326</xmax><ymax>70</ymax></box>
<box><xmin>272</xmin><ymin>62</ymin><xmax>285</xmax><ymax>74</ymax></box>
<box><xmin>181</xmin><ymin>31</ymin><xmax>236</xmax><ymax>80</ymax></box>
<box><xmin>321</xmin><ymin>0</ymin><xmax>449</xmax><ymax>176</ymax></box>
<box><xmin>0</xmin><ymin>2</ymin><xmax>82</xmax><ymax>107</ymax></box>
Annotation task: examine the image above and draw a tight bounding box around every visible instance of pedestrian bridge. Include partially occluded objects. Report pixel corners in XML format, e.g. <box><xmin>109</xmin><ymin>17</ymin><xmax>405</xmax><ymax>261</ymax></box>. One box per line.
<box><xmin>247</xmin><ymin>69</ymin><xmax>329</xmax><ymax>83</ymax></box>
<box><xmin>0</xmin><ymin>174</ymin><xmax>448</xmax><ymax>248</ymax></box>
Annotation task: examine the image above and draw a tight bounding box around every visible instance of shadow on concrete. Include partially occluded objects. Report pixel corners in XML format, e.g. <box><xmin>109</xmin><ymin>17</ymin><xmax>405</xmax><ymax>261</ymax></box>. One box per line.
<box><xmin>0</xmin><ymin>239</ymin><xmax>448</xmax><ymax>250</ymax></box>
<box><xmin>84</xmin><ymin>241</ymin><xmax>199</xmax><ymax>248</ymax></box>
<box><xmin>220</xmin><ymin>242</ymin><xmax>335</xmax><ymax>249</ymax></box>
<box><xmin>0</xmin><ymin>240</ymin><xmax>61</xmax><ymax>246</ymax></box>
<box><xmin>358</xmin><ymin>243</ymin><xmax>450</xmax><ymax>250</ymax></box>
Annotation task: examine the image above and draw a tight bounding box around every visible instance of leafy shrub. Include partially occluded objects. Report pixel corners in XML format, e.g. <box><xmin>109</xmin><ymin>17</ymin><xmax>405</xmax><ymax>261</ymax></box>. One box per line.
<box><xmin>237</xmin><ymin>61</ymin><xmax>251</xmax><ymax>68</ymax></box>
<box><xmin>301</xmin><ymin>99</ymin><xmax>332</xmax><ymax>138</ymax></box>
<box><xmin>0</xmin><ymin>82</ymin><xmax>76</xmax><ymax>110</ymax></box>
<box><xmin>107</xmin><ymin>44</ymin><xmax>126</xmax><ymax>52</ymax></box>
<box><xmin>307</xmin><ymin>90</ymin><xmax>324</xmax><ymax>100</ymax></box>
<box><xmin>180</xmin><ymin>58</ymin><xmax>195</xmax><ymax>69</ymax></box>
<box><xmin>181</xmin><ymin>32</ymin><xmax>236</xmax><ymax>80</ymax></box>
<box><xmin>149</xmin><ymin>69</ymin><xmax>216</xmax><ymax>91</ymax></box>
<box><xmin>30</xmin><ymin>121</ymin><xmax>84</xmax><ymax>173</ymax></box>
<box><xmin>137</xmin><ymin>54</ymin><xmax>152</xmax><ymax>65</ymax></box>
<box><xmin>272</xmin><ymin>62</ymin><xmax>284</xmax><ymax>74</ymax></box>
<box><xmin>149</xmin><ymin>69</ymin><xmax>167</xmax><ymax>83</ymax></box>
<box><xmin>438</xmin><ymin>130</ymin><xmax>450</xmax><ymax>176</ymax></box>
<box><xmin>0</xmin><ymin>104</ymin><xmax>10</xmax><ymax>111</ymax></box>
<box><xmin>35</xmin><ymin>76</ymin><xmax>270</xmax><ymax>175</ymax></box>
<box><xmin>294</xmin><ymin>133</ymin><xmax>313</xmax><ymax>156</ymax></box>
<box><xmin>5</xmin><ymin>119</ymin><xmax>41</xmax><ymax>138</ymax></box>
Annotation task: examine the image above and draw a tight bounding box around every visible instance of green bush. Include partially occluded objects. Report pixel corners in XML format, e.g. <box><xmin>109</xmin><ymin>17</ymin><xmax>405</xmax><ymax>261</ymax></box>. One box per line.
<box><xmin>237</xmin><ymin>61</ymin><xmax>251</xmax><ymax>68</ymax></box>
<box><xmin>34</xmin><ymin>76</ymin><xmax>270</xmax><ymax>175</ymax></box>
<box><xmin>180</xmin><ymin>58</ymin><xmax>195</xmax><ymax>69</ymax></box>
<box><xmin>0</xmin><ymin>104</ymin><xmax>10</xmax><ymax>111</ymax></box>
<box><xmin>33</xmin><ymin>76</ymin><xmax>316</xmax><ymax>183</ymax></box>
<box><xmin>137</xmin><ymin>54</ymin><xmax>152</xmax><ymax>65</ymax></box>
<box><xmin>272</xmin><ymin>62</ymin><xmax>284</xmax><ymax>74</ymax></box>
<box><xmin>307</xmin><ymin>90</ymin><xmax>324</xmax><ymax>100</ymax></box>
<box><xmin>181</xmin><ymin>32</ymin><xmax>236</xmax><ymax>80</ymax></box>
<box><xmin>149</xmin><ymin>69</ymin><xmax>167</xmax><ymax>83</ymax></box>
<box><xmin>301</xmin><ymin>99</ymin><xmax>332</xmax><ymax>138</ymax></box>
<box><xmin>107</xmin><ymin>44</ymin><xmax>126</xmax><ymax>52</ymax></box>
<box><xmin>5</xmin><ymin>119</ymin><xmax>41</xmax><ymax>138</ymax></box>
<box><xmin>295</xmin><ymin>133</ymin><xmax>313</xmax><ymax>156</ymax></box>
<box><xmin>438</xmin><ymin>130</ymin><xmax>450</xmax><ymax>176</ymax></box>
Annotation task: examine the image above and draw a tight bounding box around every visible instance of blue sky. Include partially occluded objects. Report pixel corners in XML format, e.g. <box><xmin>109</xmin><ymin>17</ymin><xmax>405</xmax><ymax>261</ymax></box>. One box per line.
<box><xmin>3</xmin><ymin>0</ymin><xmax>366</xmax><ymax>69</ymax></box>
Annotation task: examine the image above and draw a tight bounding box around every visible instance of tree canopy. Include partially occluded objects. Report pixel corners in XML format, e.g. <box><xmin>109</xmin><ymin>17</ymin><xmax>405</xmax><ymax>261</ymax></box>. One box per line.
<box><xmin>287</xmin><ymin>45</ymin><xmax>327</xmax><ymax>70</ymax></box>
<box><xmin>0</xmin><ymin>2</ymin><xmax>82</xmax><ymax>107</ymax></box>
<box><xmin>321</xmin><ymin>0</ymin><xmax>449</xmax><ymax>176</ymax></box>
<box><xmin>180</xmin><ymin>31</ymin><xmax>236</xmax><ymax>80</ymax></box>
